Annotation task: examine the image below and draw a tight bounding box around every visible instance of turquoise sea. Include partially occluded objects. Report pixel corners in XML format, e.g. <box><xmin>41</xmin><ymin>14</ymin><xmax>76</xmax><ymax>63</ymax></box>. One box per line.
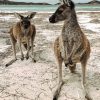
<box><xmin>0</xmin><ymin>5</ymin><xmax>100</xmax><ymax>12</ymax></box>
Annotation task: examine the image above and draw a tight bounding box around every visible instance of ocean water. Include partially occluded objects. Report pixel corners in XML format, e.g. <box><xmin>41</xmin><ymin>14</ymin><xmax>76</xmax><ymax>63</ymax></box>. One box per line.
<box><xmin>0</xmin><ymin>5</ymin><xmax>100</xmax><ymax>12</ymax></box>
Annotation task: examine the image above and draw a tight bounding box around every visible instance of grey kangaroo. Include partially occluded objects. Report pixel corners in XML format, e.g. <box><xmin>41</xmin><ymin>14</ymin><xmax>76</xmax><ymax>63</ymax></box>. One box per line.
<box><xmin>49</xmin><ymin>0</ymin><xmax>91</xmax><ymax>100</ymax></box>
<box><xmin>7</xmin><ymin>12</ymin><xmax>36</xmax><ymax>66</ymax></box>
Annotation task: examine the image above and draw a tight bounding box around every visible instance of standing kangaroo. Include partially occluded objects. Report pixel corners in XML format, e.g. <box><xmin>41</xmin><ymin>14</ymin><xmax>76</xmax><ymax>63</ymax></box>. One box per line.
<box><xmin>6</xmin><ymin>12</ymin><xmax>36</xmax><ymax>66</ymax></box>
<box><xmin>49</xmin><ymin>0</ymin><xmax>91</xmax><ymax>100</ymax></box>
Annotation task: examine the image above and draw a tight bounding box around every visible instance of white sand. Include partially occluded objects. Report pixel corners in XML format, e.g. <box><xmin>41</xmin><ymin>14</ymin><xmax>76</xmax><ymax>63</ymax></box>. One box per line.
<box><xmin>0</xmin><ymin>12</ymin><xmax>100</xmax><ymax>100</ymax></box>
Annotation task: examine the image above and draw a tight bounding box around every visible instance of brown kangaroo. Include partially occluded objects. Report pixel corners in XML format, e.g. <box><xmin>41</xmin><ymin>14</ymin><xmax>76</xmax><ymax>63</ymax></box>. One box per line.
<box><xmin>49</xmin><ymin>0</ymin><xmax>91</xmax><ymax>100</ymax></box>
<box><xmin>7</xmin><ymin>12</ymin><xmax>36</xmax><ymax>66</ymax></box>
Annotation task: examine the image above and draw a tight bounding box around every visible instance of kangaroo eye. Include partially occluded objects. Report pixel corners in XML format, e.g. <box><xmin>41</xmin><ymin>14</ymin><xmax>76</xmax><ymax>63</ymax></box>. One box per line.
<box><xmin>58</xmin><ymin>8</ymin><xmax>64</xmax><ymax>14</ymax></box>
<box><xmin>58</xmin><ymin>10</ymin><xmax>63</xmax><ymax>14</ymax></box>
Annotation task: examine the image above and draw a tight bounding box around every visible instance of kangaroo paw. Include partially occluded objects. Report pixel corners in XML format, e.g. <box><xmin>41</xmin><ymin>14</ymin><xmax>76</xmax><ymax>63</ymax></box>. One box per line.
<box><xmin>26</xmin><ymin>55</ymin><xmax>29</xmax><ymax>60</ymax></box>
<box><xmin>32</xmin><ymin>58</ymin><xmax>36</xmax><ymax>63</ymax></box>
<box><xmin>53</xmin><ymin>96</ymin><xmax>57</xmax><ymax>100</ymax></box>
<box><xmin>85</xmin><ymin>94</ymin><xmax>92</xmax><ymax>100</ymax></box>
<box><xmin>21</xmin><ymin>56</ymin><xmax>24</xmax><ymax>61</ymax></box>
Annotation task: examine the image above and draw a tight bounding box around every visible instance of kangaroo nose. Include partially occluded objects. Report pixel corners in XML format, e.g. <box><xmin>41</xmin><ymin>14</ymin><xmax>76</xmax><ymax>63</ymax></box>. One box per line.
<box><xmin>49</xmin><ymin>14</ymin><xmax>57</xmax><ymax>23</ymax></box>
<box><xmin>49</xmin><ymin>17</ymin><xmax>52</xmax><ymax>23</ymax></box>
<box><xmin>49</xmin><ymin>16</ymin><xmax>56</xmax><ymax>23</ymax></box>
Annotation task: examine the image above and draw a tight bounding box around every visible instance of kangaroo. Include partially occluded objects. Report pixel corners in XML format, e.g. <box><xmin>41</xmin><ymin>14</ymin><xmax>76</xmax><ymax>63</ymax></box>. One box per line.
<box><xmin>49</xmin><ymin>0</ymin><xmax>91</xmax><ymax>100</ymax></box>
<box><xmin>6</xmin><ymin>12</ymin><xmax>36</xmax><ymax>66</ymax></box>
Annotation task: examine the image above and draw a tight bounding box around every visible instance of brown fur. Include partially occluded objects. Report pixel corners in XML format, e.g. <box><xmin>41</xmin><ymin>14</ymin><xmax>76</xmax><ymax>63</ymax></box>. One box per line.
<box><xmin>9</xmin><ymin>13</ymin><xmax>36</xmax><ymax>61</ymax></box>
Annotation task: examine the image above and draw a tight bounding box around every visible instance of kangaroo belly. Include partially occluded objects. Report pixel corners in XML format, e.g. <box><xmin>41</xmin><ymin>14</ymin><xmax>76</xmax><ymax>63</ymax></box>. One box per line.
<box><xmin>60</xmin><ymin>35</ymin><xmax>84</xmax><ymax>64</ymax></box>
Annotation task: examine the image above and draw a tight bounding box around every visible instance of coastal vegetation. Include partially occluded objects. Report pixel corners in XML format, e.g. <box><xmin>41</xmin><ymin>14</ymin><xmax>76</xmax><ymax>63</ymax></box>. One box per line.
<box><xmin>0</xmin><ymin>0</ymin><xmax>51</xmax><ymax>5</ymax></box>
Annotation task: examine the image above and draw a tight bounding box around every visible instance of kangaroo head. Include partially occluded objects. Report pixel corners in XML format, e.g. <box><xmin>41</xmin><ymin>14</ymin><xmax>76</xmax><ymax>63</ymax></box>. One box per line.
<box><xmin>16</xmin><ymin>12</ymin><xmax>36</xmax><ymax>29</ymax></box>
<box><xmin>49</xmin><ymin>0</ymin><xmax>75</xmax><ymax>23</ymax></box>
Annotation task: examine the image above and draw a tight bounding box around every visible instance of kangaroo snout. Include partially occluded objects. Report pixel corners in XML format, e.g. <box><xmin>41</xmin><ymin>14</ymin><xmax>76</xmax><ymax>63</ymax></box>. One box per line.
<box><xmin>49</xmin><ymin>14</ymin><xmax>57</xmax><ymax>23</ymax></box>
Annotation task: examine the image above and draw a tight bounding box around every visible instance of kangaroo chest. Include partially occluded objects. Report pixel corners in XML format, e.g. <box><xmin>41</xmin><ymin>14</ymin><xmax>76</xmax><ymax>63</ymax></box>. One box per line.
<box><xmin>60</xmin><ymin>31</ymin><xmax>82</xmax><ymax>59</ymax></box>
<box><xmin>21</xmin><ymin>28</ymin><xmax>30</xmax><ymax>37</ymax></box>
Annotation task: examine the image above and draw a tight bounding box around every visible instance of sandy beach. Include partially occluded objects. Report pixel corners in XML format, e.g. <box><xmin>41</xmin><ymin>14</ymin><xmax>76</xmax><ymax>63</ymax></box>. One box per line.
<box><xmin>0</xmin><ymin>11</ymin><xmax>100</xmax><ymax>100</ymax></box>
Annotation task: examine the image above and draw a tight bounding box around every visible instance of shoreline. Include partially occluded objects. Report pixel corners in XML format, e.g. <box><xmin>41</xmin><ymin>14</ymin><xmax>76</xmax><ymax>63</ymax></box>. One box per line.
<box><xmin>0</xmin><ymin>11</ymin><xmax>100</xmax><ymax>14</ymax></box>
<box><xmin>0</xmin><ymin>4</ymin><xmax>100</xmax><ymax>13</ymax></box>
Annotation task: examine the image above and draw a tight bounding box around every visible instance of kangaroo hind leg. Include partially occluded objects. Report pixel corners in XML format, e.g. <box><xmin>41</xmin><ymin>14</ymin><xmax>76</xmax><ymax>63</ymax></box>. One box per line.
<box><xmin>53</xmin><ymin>37</ymin><xmax>64</xmax><ymax>100</ymax></box>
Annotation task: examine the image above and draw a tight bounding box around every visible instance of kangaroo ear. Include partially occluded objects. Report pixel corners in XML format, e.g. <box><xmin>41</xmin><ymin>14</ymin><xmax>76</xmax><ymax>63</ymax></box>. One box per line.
<box><xmin>63</xmin><ymin>0</ymin><xmax>70</xmax><ymax>5</ymax></box>
<box><xmin>64</xmin><ymin>0</ymin><xmax>75</xmax><ymax>9</ymax></box>
<box><xmin>28</xmin><ymin>12</ymin><xmax>36</xmax><ymax>19</ymax></box>
<box><xmin>69</xmin><ymin>0</ymin><xmax>75</xmax><ymax>9</ymax></box>
<box><xmin>15</xmin><ymin>13</ymin><xmax>24</xmax><ymax>20</ymax></box>
<box><xmin>63</xmin><ymin>0</ymin><xmax>66</xmax><ymax>4</ymax></box>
